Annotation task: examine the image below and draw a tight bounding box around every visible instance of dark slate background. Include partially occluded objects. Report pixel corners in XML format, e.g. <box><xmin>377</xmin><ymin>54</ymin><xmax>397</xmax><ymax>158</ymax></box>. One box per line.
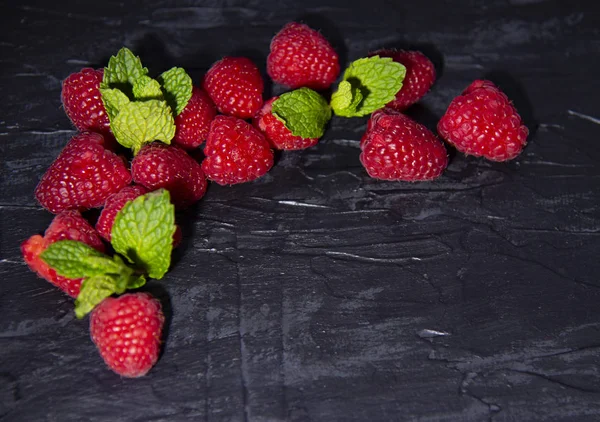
<box><xmin>2</xmin><ymin>0</ymin><xmax>600</xmax><ymax>421</ymax></box>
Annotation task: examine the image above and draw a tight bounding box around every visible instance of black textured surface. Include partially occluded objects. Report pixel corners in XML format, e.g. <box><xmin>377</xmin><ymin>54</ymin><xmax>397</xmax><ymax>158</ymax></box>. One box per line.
<box><xmin>2</xmin><ymin>1</ymin><xmax>600</xmax><ymax>421</ymax></box>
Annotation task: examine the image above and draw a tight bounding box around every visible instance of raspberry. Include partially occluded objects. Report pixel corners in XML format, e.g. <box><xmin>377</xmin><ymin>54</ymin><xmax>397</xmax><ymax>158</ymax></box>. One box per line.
<box><xmin>172</xmin><ymin>87</ymin><xmax>217</xmax><ymax>149</ymax></box>
<box><xmin>34</xmin><ymin>132</ymin><xmax>132</xmax><ymax>214</ymax></box>
<box><xmin>370</xmin><ymin>49</ymin><xmax>436</xmax><ymax>111</ymax></box>
<box><xmin>90</xmin><ymin>293</ymin><xmax>164</xmax><ymax>378</ymax></box>
<box><xmin>21</xmin><ymin>210</ymin><xmax>105</xmax><ymax>297</ymax></box>
<box><xmin>437</xmin><ymin>80</ymin><xmax>528</xmax><ymax>161</ymax></box>
<box><xmin>131</xmin><ymin>143</ymin><xmax>207</xmax><ymax>209</ymax></box>
<box><xmin>61</xmin><ymin>68</ymin><xmax>111</xmax><ymax>134</ymax></box>
<box><xmin>202</xmin><ymin>115</ymin><xmax>274</xmax><ymax>185</ymax></box>
<box><xmin>253</xmin><ymin>98</ymin><xmax>319</xmax><ymax>150</ymax></box>
<box><xmin>267</xmin><ymin>22</ymin><xmax>340</xmax><ymax>90</ymax></box>
<box><xmin>202</xmin><ymin>57</ymin><xmax>264</xmax><ymax>119</ymax></box>
<box><xmin>360</xmin><ymin>108</ymin><xmax>448</xmax><ymax>181</ymax></box>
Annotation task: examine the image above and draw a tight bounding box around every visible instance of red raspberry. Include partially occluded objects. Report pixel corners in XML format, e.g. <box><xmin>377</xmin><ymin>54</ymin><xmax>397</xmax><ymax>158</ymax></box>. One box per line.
<box><xmin>34</xmin><ymin>132</ymin><xmax>132</xmax><ymax>214</ymax></box>
<box><xmin>61</xmin><ymin>68</ymin><xmax>111</xmax><ymax>134</ymax></box>
<box><xmin>267</xmin><ymin>22</ymin><xmax>340</xmax><ymax>91</ymax></box>
<box><xmin>437</xmin><ymin>80</ymin><xmax>528</xmax><ymax>161</ymax></box>
<box><xmin>21</xmin><ymin>210</ymin><xmax>105</xmax><ymax>297</ymax></box>
<box><xmin>95</xmin><ymin>185</ymin><xmax>149</xmax><ymax>241</ymax></box>
<box><xmin>202</xmin><ymin>57</ymin><xmax>264</xmax><ymax>119</ymax></box>
<box><xmin>90</xmin><ymin>293</ymin><xmax>164</xmax><ymax>378</ymax></box>
<box><xmin>202</xmin><ymin>115</ymin><xmax>274</xmax><ymax>185</ymax></box>
<box><xmin>253</xmin><ymin>98</ymin><xmax>319</xmax><ymax>150</ymax></box>
<box><xmin>370</xmin><ymin>49</ymin><xmax>436</xmax><ymax>111</ymax></box>
<box><xmin>131</xmin><ymin>143</ymin><xmax>207</xmax><ymax>209</ymax></box>
<box><xmin>172</xmin><ymin>87</ymin><xmax>217</xmax><ymax>150</ymax></box>
<box><xmin>360</xmin><ymin>108</ymin><xmax>448</xmax><ymax>181</ymax></box>
<box><xmin>95</xmin><ymin>184</ymin><xmax>183</xmax><ymax>246</ymax></box>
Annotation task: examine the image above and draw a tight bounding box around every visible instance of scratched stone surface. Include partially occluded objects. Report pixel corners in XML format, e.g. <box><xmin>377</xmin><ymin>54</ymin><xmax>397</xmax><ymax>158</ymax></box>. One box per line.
<box><xmin>1</xmin><ymin>0</ymin><xmax>600</xmax><ymax>421</ymax></box>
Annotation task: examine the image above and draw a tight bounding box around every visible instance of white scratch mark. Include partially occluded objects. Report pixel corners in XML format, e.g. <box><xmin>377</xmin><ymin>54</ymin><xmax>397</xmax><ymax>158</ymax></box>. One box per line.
<box><xmin>539</xmin><ymin>123</ymin><xmax>565</xmax><ymax>130</ymax></box>
<box><xmin>277</xmin><ymin>200</ymin><xmax>330</xmax><ymax>209</ymax></box>
<box><xmin>325</xmin><ymin>251</ymin><xmax>423</xmax><ymax>263</ymax></box>
<box><xmin>568</xmin><ymin>110</ymin><xmax>600</xmax><ymax>125</ymax></box>
<box><xmin>331</xmin><ymin>139</ymin><xmax>361</xmax><ymax>148</ymax></box>
<box><xmin>418</xmin><ymin>329</ymin><xmax>451</xmax><ymax>338</ymax></box>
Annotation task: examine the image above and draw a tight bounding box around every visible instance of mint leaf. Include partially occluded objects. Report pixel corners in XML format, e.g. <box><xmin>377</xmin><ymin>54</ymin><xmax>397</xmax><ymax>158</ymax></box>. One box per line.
<box><xmin>271</xmin><ymin>88</ymin><xmax>331</xmax><ymax>139</ymax></box>
<box><xmin>158</xmin><ymin>67</ymin><xmax>193</xmax><ymax>115</ymax></box>
<box><xmin>40</xmin><ymin>240</ymin><xmax>113</xmax><ymax>279</ymax></box>
<box><xmin>111</xmin><ymin>189</ymin><xmax>176</xmax><ymax>279</ymax></box>
<box><xmin>330</xmin><ymin>80</ymin><xmax>363</xmax><ymax>117</ymax></box>
<box><xmin>101</xmin><ymin>47</ymin><xmax>148</xmax><ymax>93</ymax></box>
<box><xmin>331</xmin><ymin>56</ymin><xmax>406</xmax><ymax>117</ymax></box>
<box><xmin>132</xmin><ymin>75</ymin><xmax>164</xmax><ymax>101</ymax></box>
<box><xmin>111</xmin><ymin>99</ymin><xmax>176</xmax><ymax>154</ymax></box>
<box><xmin>74</xmin><ymin>275</ymin><xmax>116</xmax><ymax>319</ymax></box>
<box><xmin>99</xmin><ymin>87</ymin><xmax>130</xmax><ymax>121</ymax></box>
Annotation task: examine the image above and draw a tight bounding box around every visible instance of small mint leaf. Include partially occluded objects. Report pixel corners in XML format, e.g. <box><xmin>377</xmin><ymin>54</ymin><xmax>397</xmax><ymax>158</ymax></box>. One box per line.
<box><xmin>101</xmin><ymin>47</ymin><xmax>148</xmax><ymax>93</ymax></box>
<box><xmin>111</xmin><ymin>99</ymin><xmax>176</xmax><ymax>154</ymax></box>
<box><xmin>74</xmin><ymin>275</ymin><xmax>117</xmax><ymax>319</ymax></box>
<box><xmin>332</xmin><ymin>56</ymin><xmax>406</xmax><ymax>117</ymax></box>
<box><xmin>158</xmin><ymin>67</ymin><xmax>193</xmax><ymax>115</ymax></box>
<box><xmin>111</xmin><ymin>189</ymin><xmax>176</xmax><ymax>279</ymax></box>
<box><xmin>40</xmin><ymin>240</ymin><xmax>112</xmax><ymax>279</ymax></box>
<box><xmin>132</xmin><ymin>75</ymin><xmax>164</xmax><ymax>101</ymax></box>
<box><xmin>100</xmin><ymin>87</ymin><xmax>130</xmax><ymax>121</ymax></box>
<box><xmin>126</xmin><ymin>274</ymin><xmax>147</xmax><ymax>290</ymax></box>
<box><xmin>330</xmin><ymin>80</ymin><xmax>363</xmax><ymax>117</ymax></box>
<box><xmin>271</xmin><ymin>88</ymin><xmax>331</xmax><ymax>139</ymax></box>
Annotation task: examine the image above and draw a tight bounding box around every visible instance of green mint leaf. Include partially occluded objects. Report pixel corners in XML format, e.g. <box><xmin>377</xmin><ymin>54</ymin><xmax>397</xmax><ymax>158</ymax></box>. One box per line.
<box><xmin>332</xmin><ymin>56</ymin><xmax>406</xmax><ymax>117</ymax></box>
<box><xmin>111</xmin><ymin>99</ymin><xmax>176</xmax><ymax>154</ymax></box>
<box><xmin>74</xmin><ymin>275</ymin><xmax>116</xmax><ymax>319</ymax></box>
<box><xmin>330</xmin><ymin>80</ymin><xmax>363</xmax><ymax>117</ymax></box>
<box><xmin>111</xmin><ymin>189</ymin><xmax>176</xmax><ymax>279</ymax></box>
<box><xmin>101</xmin><ymin>47</ymin><xmax>148</xmax><ymax>93</ymax></box>
<box><xmin>132</xmin><ymin>75</ymin><xmax>164</xmax><ymax>101</ymax></box>
<box><xmin>271</xmin><ymin>87</ymin><xmax>331</xmax><ymax>139</ymax></box>
<box><xmin>158</xmin><ymin>67</ymin><xmax>193</xmax><ymax>115</ymax></box>
<box><xmin>126</xmin><ymin>274</ymin><xmax>147</xmax><ymax>290</ymax></box>
<box><xmin>100</xmin><ymin>87</ymin><xmax>130</xmax><ymax>121</ymax></box>
<box><xmin>40</xmin><ymin>240</ymin><xmax>113</xmax><ymax>279</ymax></box>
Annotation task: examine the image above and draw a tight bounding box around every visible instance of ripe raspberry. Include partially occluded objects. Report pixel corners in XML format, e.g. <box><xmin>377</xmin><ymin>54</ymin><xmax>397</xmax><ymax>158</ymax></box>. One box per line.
<box><xmin>253</xmin><ymin>98</ymin><xmax>319</xmax><ymax>150</ymax></box>
<box><xmin>90</xmin><ymin>293</ymin><xmax>164</xmax><ymax>378</ymax></box>
<box><xmin>96</xmin><ymin>184</ymin><xmax>184</xmax><ymax>246</ymax></box>
<box><xmin>21</xmin><ymin>210</ymin><xmax>105</xmax><ymax>297</ymax></box>
<box><xmin>267</xmin><ymin>22</ymin><xmax>340</xmax><ymax>90</ymax></box>
<box><xmin>61</xmin><ymin>68</ymin><xmax>111</xmax><ymax>134</ymax></box>
<box><xmin>437</xmin><ymin>80</ymin><xmax>528</xmax><ymax>161</ymax></box>
<box><xmin>202</xmin><ymin>57</ymin><xmax>264</xmax><ymax>119</ymax></box>
<box><xmin>172</xmin><ymin>87</ymin><xmax>217</xmax><ymax>150</ymax></box>
<box><xmin>35</xmin><ymin>132</ymin><xmax>132</xmax><ymax>214</ymax></box>
<box><xmin>131</xmin><ymin>143</ymin><xmax>207</xmax><ymax>209</ymax></box>
<box><xmin>370</xmin><ymin>49</ymin><xmax>436</xmax><ymax>111</ymax></box>
<box><xmin>95</xmin><ymin>185</ymin><xmax>149</xmax><ymax>241</ymax></box>
<box><xmin>360</xmin><ymin>108</ymin><xmax>448</xmax><ymax>181</ymax></box>
<box><xmin>202</xmin><ymin>115</ymin><xmax>274</xmax><ymax>185</ymax></box>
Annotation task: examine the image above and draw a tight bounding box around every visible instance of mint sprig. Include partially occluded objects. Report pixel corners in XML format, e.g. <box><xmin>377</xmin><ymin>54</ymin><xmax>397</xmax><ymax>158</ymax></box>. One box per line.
<box><xmin>272</xmin><ymin>88</ymin><xmax>331</xmax><ymax>139</ymax></box>
<box><xmin>331</xmin><ymin>56</ymin><xmax>406</xmax><ymax>117</ymax></box>
<box><xmin>99</xmin><ymin>47</ymin><xmax>179</xmax><ymax>154</ymax></box>
<box><xmin>111</xmin><ymin>189</ymin><xmax>176</xmax><ymax>279</ymax></box>
<box><xmin>39</xmin><ymin>189</ymin><xmax>176</xmax><ymax>318</ymax></box>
